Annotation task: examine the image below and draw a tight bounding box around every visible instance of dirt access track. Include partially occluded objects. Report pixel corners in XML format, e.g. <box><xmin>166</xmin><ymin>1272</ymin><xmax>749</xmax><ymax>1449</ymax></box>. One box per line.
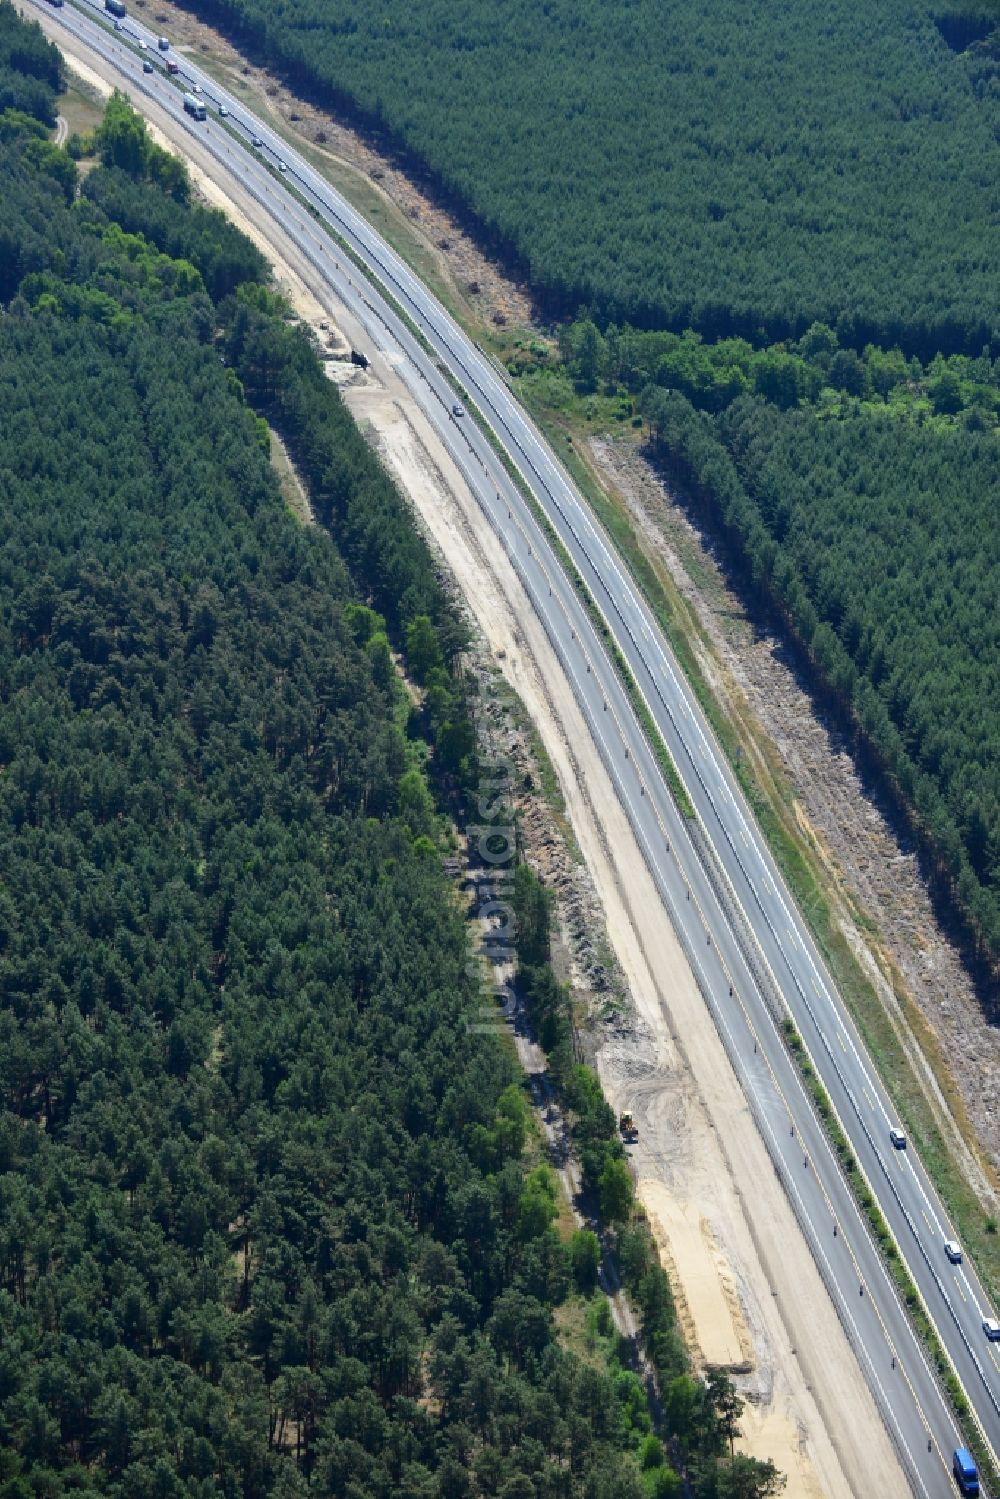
<box><xmin>86</xmin><ymin>0</ymin><xmax>1000</xmax><ymax>1208</ymax></box>
<box><xmin>29</xmin><ymin>12</ymin><xmax>910</xmax><ymax>1495</ymax></box>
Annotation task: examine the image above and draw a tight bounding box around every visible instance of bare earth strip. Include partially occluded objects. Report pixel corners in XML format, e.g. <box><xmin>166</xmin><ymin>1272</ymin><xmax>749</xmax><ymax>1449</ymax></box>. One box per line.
<box><xmin>353</xmin><ymin>366</ymin><xmax>897</xmax><ymax>1499</ymax></box>
<box><xmin>588</xmin><ymin>438</ymin><xmax>1000</xmax><ymax>1202</ymax></box>
<box><xmin>640</xmin><ymin>1179</ymin><xmax>750</xmax><ymax>1370</ymax></box>
<box><xmin>58</xmin><ymin>0</ymin><xmax>994</xmax><ymax>1211</ymax></box>
<box><xmin>27</xmin><ymin>13</ymin><xmax>910</xmax><ymax>1495</ymax></box>
<box><xmin>116</xmin><ymin>0</ymin><xmax>537</xmax><ymax>333</ymax></box>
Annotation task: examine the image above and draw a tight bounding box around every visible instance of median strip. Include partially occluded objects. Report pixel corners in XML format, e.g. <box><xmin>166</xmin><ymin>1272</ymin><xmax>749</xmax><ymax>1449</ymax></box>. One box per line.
<box><xmin>68</xmin><ymin>25</ymin><xmax>996</xmax><ymax>1481</ymax></box>
<box><xmin>269</xmin><ymin>131</ymin><xmax>1000</xmax><ymax>1490</ymax></box>
<box><xmin>254</xmin><ymin>142</ymin><xmax>699</xmax><ymax>824</ymax></box>
<box><xmin>782</xmin><ymin>1016</ymin><xmax>999</xmax><ymax>1495</ymax></box>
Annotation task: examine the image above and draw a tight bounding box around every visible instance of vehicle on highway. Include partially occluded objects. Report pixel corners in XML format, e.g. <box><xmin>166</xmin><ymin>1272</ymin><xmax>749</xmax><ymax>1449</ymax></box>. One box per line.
<box><xmin>218</xmin><ymin>104</ymin><xmax>228</xmax><ymax>117</ymax></box>
<box><xmin>166</xmin><ymin>58</ymin><xmax>179</xmax><ymax>74</ymax></box>
<box><xmin>182</xmin><ymin>92</ymin><xmax>206</xmax><ymax>121</ymax></box>
<box><xmin>46</xmin><ymin>11</ymin><xmax>1000</xmax><ymax>1471</ymax></box>
<box><xmin>105</xmin><ymin>0</ymin><xmax>126</xmax><ymax>16</ymax></box>
<box><xmin>944</xmin><ymin>1240</ymin><xmax>963</xmax><ymax>1264</ymax></box>
<box><xmin>157</xmin><ymin>35</ymin><xmax>169</xmax><ymax>50</ymax></box>
<box><xmin>45</xmin><ymin>0</ymin><xmax>65</xmax><ymax>8</ymax></box>
<box><xmin>984</xmin><ymin>1316</ymin><xmax>1000</xmax><ymax>1341</ymax></box>
<box><xmin>278</xmin><ymin>160</ymin><xmax>287</xmax><ymax>172</ymax></box>
<box><xmin>953</xmin><ymin>1447</ymin><xmax>979</xmax><ymax>1496</ymax></box>
<box><xmin>142</xmin><ymin>58</ymin><xmax>153</xmax><ymax>72</ymax></box>
<box><xmin>452</xmin><ymin>403</ymin><xmax>465</xmax><ymax>418</ymax></box>
<box><xmin>138</xmin><ymin>39</ymin><xmax>146</xmax><ymax>49</ymax></box>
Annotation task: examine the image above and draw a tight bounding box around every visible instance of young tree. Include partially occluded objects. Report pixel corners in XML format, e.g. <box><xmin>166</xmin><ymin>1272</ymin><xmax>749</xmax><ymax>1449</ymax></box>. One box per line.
<box><xmin>94</xmin><ymin>91</ymin><xmax>150</xmax><ymax>175</ymax></box>
<box><xmin>405</xmin><ymin>614</ymin><xmax>444</xmax><ymax>682</ymax></box>
<box><xmin>573</xmin><ymin>319</ymin><xmax>606</xmax><ymax>391</ymax></box>
<box><xmin>512</xmin><ymin>863</ymin><xmax>550</xmax><ymax>968</ymax></box>
<box><xmin>570</xmin><ymin>1230</ymin><xmax>601</xmax><ymax>1292</ymax></box>
<box><xmin>707</xmin><ymin>1368</ymin><xmax>745</xmax><ymax>1456</ymax></box>
<box><xmin>716</xmin><ymin>1455</ymin><xmax>787</xmax><ymax>1499</ymax></box>
<box><xmin>597</xmin><ymin>1156</ymin><xmax>633</xmax><ymax>1223</ymax></box>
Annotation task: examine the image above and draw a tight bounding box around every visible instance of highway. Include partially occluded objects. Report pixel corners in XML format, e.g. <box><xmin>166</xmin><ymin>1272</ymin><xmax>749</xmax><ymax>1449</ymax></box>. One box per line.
<box><xmin>33</xmin><ymin>2</ymin><xmax>1000</xmax><ymax>1492</ymax></box>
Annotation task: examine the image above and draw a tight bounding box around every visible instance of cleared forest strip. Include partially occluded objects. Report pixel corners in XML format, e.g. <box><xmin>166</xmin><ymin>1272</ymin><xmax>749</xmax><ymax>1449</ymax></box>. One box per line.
<box><xmin>112</xmin><ymin>14</ymin><xmax>998</xmax><ymax>1216</ymax></box>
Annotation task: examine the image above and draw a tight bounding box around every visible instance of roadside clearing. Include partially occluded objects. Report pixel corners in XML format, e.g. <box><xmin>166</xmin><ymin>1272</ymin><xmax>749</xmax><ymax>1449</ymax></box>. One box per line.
<box><xmin>89</xmin><ymin>0</ymin><xmax>999</xmax><ymax>1272</ymax></box>
<box><xmin>30</xmin><ymin>17</ymin><xmax>909</xmax><ymax>1495</ymax></box>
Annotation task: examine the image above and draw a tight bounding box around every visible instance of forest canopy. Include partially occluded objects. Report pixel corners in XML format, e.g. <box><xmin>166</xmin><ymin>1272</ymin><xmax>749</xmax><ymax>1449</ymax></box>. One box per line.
<box><xmin>0</xmin><ymin>13</ymin><xmax>780</xmax><ymax>1496</ymax></box>
<box><xmin>180</xmin><ymin>0</ymin><xmax>1000</xmax><ymax>355</ymax></box>
<box><xmin>641</xmin><ymin>384</ymin><xmax>1000</xmax><ymax>970</ymax></box>
<box><xmin>166</xmin><ymin>0</ymin><xmax>1000</xmax><ymax>963</ymax></box>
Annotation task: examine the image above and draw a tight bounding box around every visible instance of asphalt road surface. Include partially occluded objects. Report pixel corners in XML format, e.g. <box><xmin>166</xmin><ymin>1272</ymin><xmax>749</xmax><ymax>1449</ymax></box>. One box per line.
<box><xmin>34</xmin><ymin>2</ymin><xmax>1000</xmax><ymax>1491</ymax></box>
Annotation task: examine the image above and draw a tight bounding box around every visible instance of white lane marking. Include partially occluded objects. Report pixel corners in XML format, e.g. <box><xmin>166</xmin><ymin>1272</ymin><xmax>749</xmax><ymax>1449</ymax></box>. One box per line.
<box><xmin>901</xmin><ymin>1157</ymin><xmax>945</xmax><ymax>1240</ymax></box>
<box><xmin>956</xmin><ymin>1269</ymin><xmax>981</xmax><ymax>1315</ymax></box>
<box><xmin>119</xmin><ymin>3</ymin><xmax>991</xmax><ymax>1428</ymax></box>
<box><xmin>69</xmin><ymin>7</ymin><xmax>984</xmax><ymax>1471</ymax></box>
<box><xmin>290</xmin><ymin>76</ymin><xmax>998</xmax><ymax>1449</ymax></box>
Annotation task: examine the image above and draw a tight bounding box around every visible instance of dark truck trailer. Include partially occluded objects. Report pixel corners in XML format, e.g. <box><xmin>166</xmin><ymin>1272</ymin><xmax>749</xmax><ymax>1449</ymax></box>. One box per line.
<box><xmin>105</xmin><ymin>0</ymin><xmax>126</xmax><ymax>17</ymax></box>
<box><xmin>954</xmin><ymin>1448</ymin><xmax>979</xmax><ymax>1497</ymax></box>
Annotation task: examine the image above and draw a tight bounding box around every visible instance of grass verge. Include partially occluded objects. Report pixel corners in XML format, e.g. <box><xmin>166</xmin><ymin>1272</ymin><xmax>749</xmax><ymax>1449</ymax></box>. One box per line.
<box><xmin>459</xmin><ymin>402</ymin><xmax>697</xmax><ymax>821</ymax></box>
<box><xmin>59</xmin><ymin>75</ymin><xmax>106</xmax><ymax>136</ymax></box>
<box><xmin>510</xmin><ymin>382</ymin><xmax>1000</xmax><ymax>1314</ymax></box>
<box><xmin>162</xmin><ymin>29</ymin><xmax>999</xmax><ymax>1404</ymax></box>
<box><xmin>267</xmin><ymin>109</ymin><xmax>1000</xmax><ymax>1327</ymax></box>
<box><xmin>188</xmin><ymin>51</ymin><xmax>479</xmax><ymax>327</ymax></box>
